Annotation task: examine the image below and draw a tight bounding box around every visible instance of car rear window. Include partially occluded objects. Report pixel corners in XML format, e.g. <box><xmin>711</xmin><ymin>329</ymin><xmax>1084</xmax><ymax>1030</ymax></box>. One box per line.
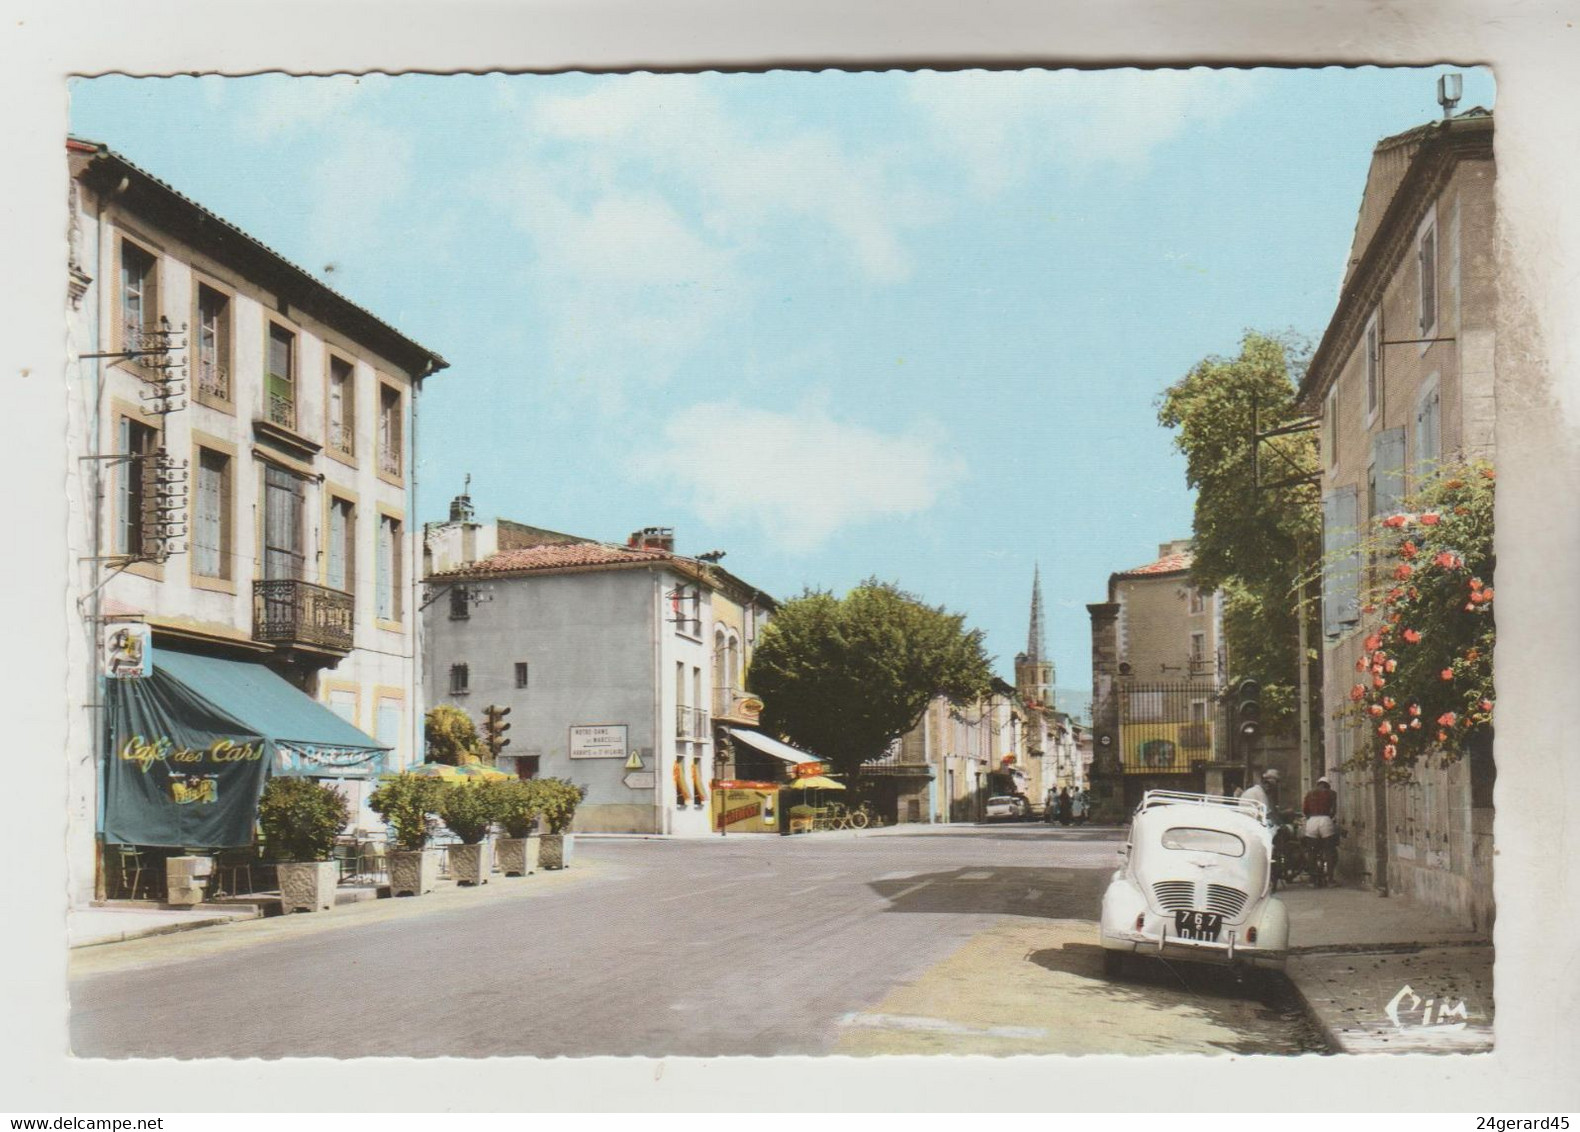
<box><xmin>1162</xmin><ymin>827</ymin><xmax>1246</xmax><ymax>857</ymax></box>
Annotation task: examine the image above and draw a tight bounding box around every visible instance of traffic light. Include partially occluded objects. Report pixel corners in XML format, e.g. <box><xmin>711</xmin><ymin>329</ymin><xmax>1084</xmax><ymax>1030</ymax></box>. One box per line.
<box><xmin>1235</xmin><ymin>679</ymin><xmax>1262</xmax><ymax>742</ymax></box>
<box><xmin>482</xmin><ymin>704</ymin><xmax>512</xmax><ymax>758</ymax></box>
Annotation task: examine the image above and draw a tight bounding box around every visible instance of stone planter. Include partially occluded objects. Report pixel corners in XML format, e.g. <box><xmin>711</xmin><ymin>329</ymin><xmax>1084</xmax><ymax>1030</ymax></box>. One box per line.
<box><xmin>389</xmin><ymin>847</ymin><xmax>441</xmax><ymax>896</ymax></box>
<box><xmin>539</xmin><ymin>832</ymin><xmax>575</xmax><ymax>870</ymax></box>
<box><xmin>496</xmin><ymin>835</ymin><xmax>541</xmax><ymax>877</ymax></box>
<box><xmin>278</xmin><ymin>860</ymin><xmax>338</xmax><ymax>913</ymax></box>
<box><xmin>449</xmin><ymin>839</ymin><xmax>494</xmax><ymax>886</ymax></box>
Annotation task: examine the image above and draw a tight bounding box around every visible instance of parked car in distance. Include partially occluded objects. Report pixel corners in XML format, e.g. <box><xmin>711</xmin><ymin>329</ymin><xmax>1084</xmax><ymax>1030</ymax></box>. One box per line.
<box><xmin>984</xmin><ymin>795</ymin><xmax>1027</xmax><ymax>821</ymax></box>
<box><xmin>1099</xmin><ymin>789</ymin><xmax>1288</xmax><ymax>976</ymax></box>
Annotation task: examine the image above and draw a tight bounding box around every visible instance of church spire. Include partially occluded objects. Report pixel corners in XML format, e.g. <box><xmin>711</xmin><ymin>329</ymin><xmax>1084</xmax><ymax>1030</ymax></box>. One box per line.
<box><xmin>1027</xmin><ymin>563</ymin><xmax>1047</xmax><ymax>662</ymax></box>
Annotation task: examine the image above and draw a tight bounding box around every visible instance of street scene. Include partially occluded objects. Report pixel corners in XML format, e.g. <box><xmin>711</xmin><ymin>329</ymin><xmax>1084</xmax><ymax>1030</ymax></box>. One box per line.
<box><xmin>59</xmin><ymin>65</ymin><xmax>1501</xmax><ymax>1062</ymax></box>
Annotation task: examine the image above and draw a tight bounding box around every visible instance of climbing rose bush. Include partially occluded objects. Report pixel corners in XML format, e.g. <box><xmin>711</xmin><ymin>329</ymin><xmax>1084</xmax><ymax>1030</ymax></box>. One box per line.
<box><xmin>1346</xmin><ymin>462</ymin><xmax>1494</xmax><ymax>774</ymax></box>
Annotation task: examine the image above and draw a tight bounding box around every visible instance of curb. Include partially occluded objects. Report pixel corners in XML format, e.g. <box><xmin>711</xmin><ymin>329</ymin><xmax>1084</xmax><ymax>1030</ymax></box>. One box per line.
<box><xmin>1283</xmin><ymin>958</ymin><xmax>1346</xmax><ymax>1054</ymax></box>
<box><xmin>71</xmin><ymin>909</ymin><xmax>264</xmax><ymax>950</ymax></box>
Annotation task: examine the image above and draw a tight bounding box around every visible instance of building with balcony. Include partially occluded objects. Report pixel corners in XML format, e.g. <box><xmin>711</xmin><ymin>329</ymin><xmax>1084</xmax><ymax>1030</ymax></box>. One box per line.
<box><xmin>1297</xmin><ymin>105</ymin><xmax>1496</xmax><ymax>927</ymax></box>
<box><xmin>1087</xmin><ymin>541</ymin><xmax>1228</xmax><ymax>820</ymax></box>
<box><xmin>422</xmin><ymin>503</ymin><xmax>778</xmax><ymax>836</ymax></box>
<box><xmin>64</xmin><ymin>139</ymin><xmax>447</xmax><ymax>903</ymax></box>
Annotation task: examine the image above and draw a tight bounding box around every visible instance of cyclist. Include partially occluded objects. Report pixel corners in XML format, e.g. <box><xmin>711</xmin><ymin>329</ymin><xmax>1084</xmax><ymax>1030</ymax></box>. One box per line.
<box><xmin>1302</xmin><ymin>775</ymin><xmax>1340</xmax><ymax>886</ymax></box>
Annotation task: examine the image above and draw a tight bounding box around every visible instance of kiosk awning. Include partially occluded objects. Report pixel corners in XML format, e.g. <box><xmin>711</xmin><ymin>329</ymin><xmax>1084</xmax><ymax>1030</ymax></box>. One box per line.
<box><xmin>727</xmin><ymin>728</ymin><xmax>819</xmax><ymax>766</ymax></box>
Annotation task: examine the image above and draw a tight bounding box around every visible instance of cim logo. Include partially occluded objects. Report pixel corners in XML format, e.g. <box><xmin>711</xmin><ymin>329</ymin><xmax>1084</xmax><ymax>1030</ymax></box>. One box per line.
<box><xmin>1385</xmin><ymin>983</ymin><xmax>1470</xmax><ymax>1031</ymax></box>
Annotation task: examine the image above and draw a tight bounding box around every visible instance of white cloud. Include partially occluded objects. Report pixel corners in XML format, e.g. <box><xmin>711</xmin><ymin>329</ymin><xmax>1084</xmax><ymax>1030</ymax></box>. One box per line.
<box><xmin>906</xmin><ymin>68</ymin><xmax>1257</xmax><ymax>196</ymax></box>
<box><xmin>637</xmin><ymin>403</ymin><xmax>967</xmax><ymax>552</ymax></box>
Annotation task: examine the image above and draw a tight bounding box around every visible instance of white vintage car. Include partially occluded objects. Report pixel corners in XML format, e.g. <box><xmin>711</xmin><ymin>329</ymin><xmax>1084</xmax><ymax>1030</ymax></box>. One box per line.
<box><xmin>1099</xmin><ymin>789</ymin><xmax>1289</xmax><ymax>974</ymax></box>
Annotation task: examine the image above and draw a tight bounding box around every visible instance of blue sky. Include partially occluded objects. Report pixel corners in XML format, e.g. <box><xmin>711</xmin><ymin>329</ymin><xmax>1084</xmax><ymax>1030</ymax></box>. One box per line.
<box><xmin>69</xmin><ymin>67</ymin><xmax>1495</xmax><ymax>709</ymax></box>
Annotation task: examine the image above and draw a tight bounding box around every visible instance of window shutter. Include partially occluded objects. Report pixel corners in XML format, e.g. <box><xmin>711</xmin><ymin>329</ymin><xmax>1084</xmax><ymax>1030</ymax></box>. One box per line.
<box><xmin>1415</xmin><ymin>384</ymin><xmax>1441</xmax><ymax>480</ymax></box>
<box><xmin>1372</xmin><ymin>428</ymin><xmax>1407</xmax><ymax>518</ymax></box>
<box><xmin>1323</xmin><ymin>486</ymin><xmax>1361</xmax><ymax>639</ymax></box>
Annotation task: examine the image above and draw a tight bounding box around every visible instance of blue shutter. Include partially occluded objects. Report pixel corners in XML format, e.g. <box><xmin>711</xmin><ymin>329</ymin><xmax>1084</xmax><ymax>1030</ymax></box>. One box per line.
<box><xmin>1323</xmin><ymin>486</ymin><xmax>1360</xmax><ymax>639</ymax></box>
<box><xmin>1373</xmin><ymin>428</ymin><xmax>1407</xmax><ymax>518</ymax></box>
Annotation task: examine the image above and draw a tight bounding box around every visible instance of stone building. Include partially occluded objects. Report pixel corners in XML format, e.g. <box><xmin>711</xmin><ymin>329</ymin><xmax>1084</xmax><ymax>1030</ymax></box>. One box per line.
<box><xmin>422</xmin><ymin>506</ymin><xmax>779</xmax><ymax>836</ymax></box>
<box><xmin>1087</xmin><ymin>541</ymin><xmax>1228</xmax><ymax>820</ymax></box>
<box><xmin>1297</xmin><ymin>105</ymin><xmax>1496</xmax><ymax>928</ymax></box>
<box><xmin>64</xmin><ymin>139</ymin><xmax>447</xmax><ymax>904</ymax></box>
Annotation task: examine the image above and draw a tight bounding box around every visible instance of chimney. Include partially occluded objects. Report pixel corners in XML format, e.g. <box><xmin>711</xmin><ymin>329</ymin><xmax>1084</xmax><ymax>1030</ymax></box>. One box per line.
<box><xmin>627</xmin><ymin>526</ymin><xmax>675</xmax><ymax>553</ymax></box>
<box><xmin>449</xmin><ymin>474</ymin><xmax>476</xmax><ymax>523</ymax></box>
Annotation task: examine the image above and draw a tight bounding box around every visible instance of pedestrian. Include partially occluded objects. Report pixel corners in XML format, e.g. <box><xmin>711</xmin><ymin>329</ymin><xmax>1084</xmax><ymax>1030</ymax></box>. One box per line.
<box><xmin>1302</xmin><ymin>775</ymin><xmax>1339</xmax><ymax>885</ymax></box>
<box><xmin>1241</xmin><ymin>768</ymin><xmax>1280</xmax><ymax>822</ymax></box>
<box><xmin>1071</xmin><ymin>788</ymin><xmax>1087</xmax><ymax>824</ymax></box>
<box><xmin>1057</xmin><ymin>786</ymin><xmax>1073</xmax><ymax>826</ymax></box>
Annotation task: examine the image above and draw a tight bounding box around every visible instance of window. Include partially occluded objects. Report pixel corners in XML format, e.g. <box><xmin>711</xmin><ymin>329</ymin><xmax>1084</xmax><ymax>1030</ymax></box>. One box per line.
<box><xmin>262</xmin><ymin>465</ymin><xmax>306</xmax><ymax>581</ymax></box>
<box><xmin>327</xmin><ymin>688</ymin><xmax>358</xmax><ymax>726</ymax></box>
<box><xmin>376</xmin><ymin>515</ymin><xmax>403</xmax><ymax>622</ymax></box>
<box><xmin>267</xmin><ymin>324</ymin><xmax>296</xmax><ymax>430</ymax></box>
<box><xmin>192</xmin><ymin>448</ymin><xmax>232</xmax><ymax>580</ymax></box>
<box><xmin>515</xmin><ymin>662</ymin><xmax>530</xmax><ymax>689</ymax></box>
<box><xmin>195</xmin><ymin>285</ymin><xmax>230</xmax><ymax>403</ymax></box>
<box><xmin>449</xmin><ymin>664</ymin><xmax>470</xmax><ymax>696</ymax></box>
<box><xmin>119</xmin><ymin>239</ymin><xmax>157</xmax><ymax>353</ymax></box>
<box><xmin>1364</xmin><ymin>314</ymin><xmax>1380</xmax><ymax>420</ymax></box>
<box><xmin>1187</xmin><ymin>587</ymin><xmax>1205</xmax><ymax>615</ymax></box>
<box><xmin>1162</xmin><ymin>827</ymin><xmax>1246</xmax><ymax>857</ymax></box>
<box><xmin>1325</xmin><ymin>387</ymin><xmax>1339</xmax><ymax>469</ymax></box>
<box><xmin>1418</xmin><ymin>221</ymin><xmax>1438</xmax><ymax>335</ymax></box>
<box><xmin>379</xmin><ymin>384</ymin><xmax>402</xmax><ymax>478</ymax></box>
<box><xmin>449</xmin><ymin>586</ymin><xmax>471</xmax><ymax>620</ymax></box>
<box><xmin>376</xmin><ymin>698</ymin><xmax>403</xmax><ymax>762</ymax></box>
<box><xmin>328</xmin><ymin>356</ymin><xmax>355</xmax><ymax>456</ymax></box>
<box><xmin>327</xmin><ymin>497</ymin><xmax>355</xmax><ymax>593</ymax></box>
<box><xmin>1189</xmin><ymin>631</ymin><xmax>1206</xmax><ymax>669</ymax></box>
<box><xmin>1414</xmin><ymin>376</ymin><xmax>1442</xmax><ymax>483</ymax></box>
<box><xmin>117</xmin><ymin>416</ymin><xmax>159</xmax><ymax>557</ymax></box>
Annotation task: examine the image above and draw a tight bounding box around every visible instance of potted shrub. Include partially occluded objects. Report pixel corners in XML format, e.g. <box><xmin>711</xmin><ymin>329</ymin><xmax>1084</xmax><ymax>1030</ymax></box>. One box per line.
<box><xmin>536</xmin><ymin>778</ymin><xmax>585</xmax><ymax>870</ymax></box>
<box><xmin>493</xmin><ymin>778</ymin><xmax>542</xmax><ymax>877</ymax></box>
<box><xmin>369</xmin><ymin>773</ymin><xmax>445</xmax><ymax>896</ymax></box>
<box><xmin>257</xmin><ymin>776</ymin><xmax>350</xmax><ymax>913</ymax></box>
<box><xmin>438</xmin><ymin>781</ymin><xmax>498</xmax><ymax>886</ymax></box>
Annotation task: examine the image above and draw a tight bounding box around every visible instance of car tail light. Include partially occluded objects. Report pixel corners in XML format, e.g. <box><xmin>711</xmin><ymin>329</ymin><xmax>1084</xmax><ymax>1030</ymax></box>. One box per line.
<box><xmin>1135</xmin><ymin>913</ymin><xmax>1145</xmax><ymax>931</ymax></box>
<box><xmin>1247</xmin><ymin>926</ymin><xmax>1258</xmax><ymax>943</ymax></box>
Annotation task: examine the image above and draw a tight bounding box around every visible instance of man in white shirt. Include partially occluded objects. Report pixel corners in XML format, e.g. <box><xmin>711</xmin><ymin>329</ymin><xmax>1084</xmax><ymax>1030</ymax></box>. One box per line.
<box><xmin>1241</xmin><ymin>767</ymin><xmax>1280</xmax><ymax>821</ymax></box>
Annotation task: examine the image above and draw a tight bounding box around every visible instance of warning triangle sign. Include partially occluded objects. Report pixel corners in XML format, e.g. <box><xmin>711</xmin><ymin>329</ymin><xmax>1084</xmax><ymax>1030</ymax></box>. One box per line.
<box><xmin>624</xmin><ymin>749</ymin><xmax>644</xmax><ymax>770</ymax></box>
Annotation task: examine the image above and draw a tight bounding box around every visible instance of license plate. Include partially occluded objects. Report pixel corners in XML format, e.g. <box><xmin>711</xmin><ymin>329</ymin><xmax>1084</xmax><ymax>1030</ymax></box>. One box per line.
<box><xmin>1174</xmin><ymin>910</ymin><xmax>1223</xmax><ymax>941</ymax></box>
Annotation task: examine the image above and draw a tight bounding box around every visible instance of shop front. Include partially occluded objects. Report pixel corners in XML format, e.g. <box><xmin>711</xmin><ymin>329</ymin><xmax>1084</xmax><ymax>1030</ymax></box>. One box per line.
<box><xmin>101</xmin><ymin>646</ymin><xmax>390</xmax><ymax>900</ymax></box>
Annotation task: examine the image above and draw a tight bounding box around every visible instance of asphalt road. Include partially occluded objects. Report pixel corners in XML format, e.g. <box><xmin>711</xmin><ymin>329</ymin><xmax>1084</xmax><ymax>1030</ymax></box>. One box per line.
<box><xmin>69</xmin><ymin>824</ymin><xmax>1321</xmax><ymax>1058</ymax></box>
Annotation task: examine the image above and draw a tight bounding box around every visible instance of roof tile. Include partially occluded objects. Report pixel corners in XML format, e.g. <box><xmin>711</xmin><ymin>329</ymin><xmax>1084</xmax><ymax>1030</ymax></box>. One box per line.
<box><xmin>1115</xmin><ymin>550</ymin><xmax>1194</xmax><ymax>578</ymax></box>
<box><xmin>432</xmin><ymin>543</ymin><xmax>671</xmax><ymax>578</ymax></box>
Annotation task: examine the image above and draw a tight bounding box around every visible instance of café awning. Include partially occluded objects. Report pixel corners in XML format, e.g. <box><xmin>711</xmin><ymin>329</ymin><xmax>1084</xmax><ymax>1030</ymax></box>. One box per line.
<box><xmin>153</xmin><ymin>648</ymin><xmax>390</xmax><ymax>776</ymax></box>
<box><xmin>726</xmin><ymin>728</ymin><xmax>819</xmax><ymax>766</ymax></box>
<box><xmin>103</xmin><ymin>647</ymin><xmax>390</xmax><ymax>848</ymax></box>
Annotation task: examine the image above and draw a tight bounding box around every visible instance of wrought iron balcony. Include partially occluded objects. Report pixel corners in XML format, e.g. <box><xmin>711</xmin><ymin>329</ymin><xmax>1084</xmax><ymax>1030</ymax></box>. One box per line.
<box><xmin>253</xmin><ymin>578</ymin><xmax>354</xmax><ymax>652</ymax></box>
<box><xmin>675</xmin><ymin>705</ymin><xmax>712</xmax><ymax>739</ymax></box>
<box><xmin>329</xmin><ymin>420</ymin><xmax>355</xmax><ymax>456</ymax></box>
<box><xmin>379</xmin><ymin>444</ymin><xmax>402</xmax><ymax>478</ymax></box>
<box><xmin>268</xmin><ymin>390</ymin><xmax>297</xmax><ymax>431</ymax></box>
<box><xmin>197</xmin><ymin>360</ymin><xmax>230</xmax><ymax>402</ymax></box>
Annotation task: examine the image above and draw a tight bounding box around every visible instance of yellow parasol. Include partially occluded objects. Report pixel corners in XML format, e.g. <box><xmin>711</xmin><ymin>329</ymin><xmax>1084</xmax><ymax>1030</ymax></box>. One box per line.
<box><xmin>789</xmin><ymin>774</ymin><xmax>845</xmax><ymax>791</ymax></box>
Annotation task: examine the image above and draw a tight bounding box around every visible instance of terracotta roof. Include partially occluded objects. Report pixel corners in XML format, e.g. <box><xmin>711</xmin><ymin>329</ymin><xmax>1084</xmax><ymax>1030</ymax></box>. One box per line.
<box><xmin>432</xmin><ymin>543</ymin><xmax>672</xmax><ymax>578</ymax></box>
<box><xmin>1114</xmin><ymin>550</ymin><xmax>1193</xmax><ymax>579</ymax></box>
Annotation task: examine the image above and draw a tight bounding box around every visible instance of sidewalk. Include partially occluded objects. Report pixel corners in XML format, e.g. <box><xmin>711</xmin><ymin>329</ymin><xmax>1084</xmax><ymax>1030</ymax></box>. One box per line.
<box><xmin>1278</xmin><ymin>882</ymin><xmax>1493</xmax><ymax>1053</ymax></box>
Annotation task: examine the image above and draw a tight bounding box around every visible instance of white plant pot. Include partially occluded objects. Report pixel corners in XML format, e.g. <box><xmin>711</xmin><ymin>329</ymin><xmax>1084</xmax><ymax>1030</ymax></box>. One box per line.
<box><xmin>278</xmin><ymin>860</ymin><xmax>338</xmax><ymax>913</ymax></box>
<box><xmin>539</xmin><ymin>832</ymin><xmax>575</xmax><ymax>870</ymax></box>
<box><xmin>496</xmin><ymin>835</ymin><xmax>541</xmax><ymax>877</ymax></box>
<box><xmin>389</xmin><ymin>847</ymin><xmax>441</xmax><ymax>896</ymax></box>
<box><xmin>449</xmin><ymin>839</ymin><xmax>494</xmax><ymax>886</ymax></box>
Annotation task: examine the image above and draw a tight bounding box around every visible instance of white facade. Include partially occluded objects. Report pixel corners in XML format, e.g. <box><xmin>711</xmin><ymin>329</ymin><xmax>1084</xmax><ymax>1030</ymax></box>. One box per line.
<box><xmin>64</xmin><ymin>142</ymin><xmax>444</xmax><ymax>903</ymax></box>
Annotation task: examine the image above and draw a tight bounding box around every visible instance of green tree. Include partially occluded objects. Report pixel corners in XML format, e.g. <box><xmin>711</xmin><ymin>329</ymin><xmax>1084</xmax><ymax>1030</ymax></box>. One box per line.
<box><xmin>747</xmin><ymin>579</ymin><xmax>994</xmax><ymax>778</ymax></box>
<box><xmin>425</xmin><ymin>704</ymin><xmax>485</xmax><ymax>765</ymax></box>
<box><xmin>1156</xmin><ymin>330</ymin><xmax>1320</xmax><ymax>731</ymax></box>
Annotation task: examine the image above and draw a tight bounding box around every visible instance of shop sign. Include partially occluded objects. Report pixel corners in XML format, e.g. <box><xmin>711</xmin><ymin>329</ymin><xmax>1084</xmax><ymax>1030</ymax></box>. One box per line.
<box><xmin>569</xmin><ymin>724</ymin><xmax>628</xmax><ymax>759</ymax></box>
<box><xmin>104</xmin><ymin>622</ymin><xmax>152</xmax><ymax>679</ymax></box>
<box><xmin>791</xmin><ymin>761</ymin><xmax>828</xmax><ymax>778</ymax></box>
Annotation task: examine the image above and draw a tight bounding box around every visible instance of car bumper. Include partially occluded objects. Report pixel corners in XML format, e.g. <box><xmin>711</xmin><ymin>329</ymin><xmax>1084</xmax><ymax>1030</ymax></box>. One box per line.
<box><xmin>1101</xmin><ymin>926</ymin><xmax>1287</xmax><ymax>970</ymax></box>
